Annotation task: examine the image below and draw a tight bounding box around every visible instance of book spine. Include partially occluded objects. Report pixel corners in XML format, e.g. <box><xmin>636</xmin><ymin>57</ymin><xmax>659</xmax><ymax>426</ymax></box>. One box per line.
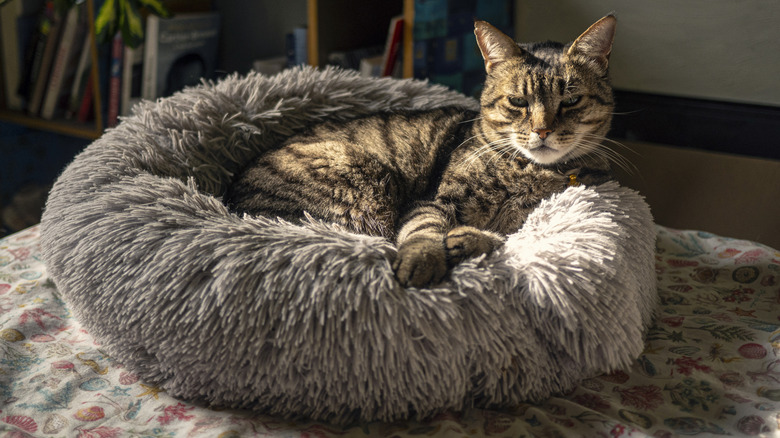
<box><xmin>106</xmin><ymin>33</ymin><xmax>123</xmax><ymax>127</ymax></box>
<box><xmin>66</xmin><ymin>32</ymin><xmax>92</xmax><ymax>118</ymax></box>
<box><xmin>29</xmin><ymin>2</ymin><xmax>56</xmax><ymax>92</ymax></box>
<box><xmin>40</xmin><ymin>5</ymin><xmax>80</xmax><ymax>119</ymax></box>
<box><xmin>294</xmin><ymin>27</ymin><xmax>308</xmax><ymax>66</ymax></box>
<box><xmin>286</xmin><ymin>27</ymin><xmax>307</xmax><ymax>67</ymax></box>
<box><xmin>17</xmin><ymin>15</ymin><xmax>47</xmax><ymax>106</ymax></box>
<box><xmin>0</xmin><ymin>0</ymin><xmax>24</xmax><ymax>109</ymax></box>
<box><xmin>28</xmin><ymin>4</ymin><xmax>61</xmax><ymax>115</ymax></box>
<box><xmin>120</xmin><ymin>45</ymin><xmax>144</xmax><ymax>116</ymax></box>
<box><xmin>120</xmin><ymin>46</ymin><xmax>134</xmax><ymax>116</ymax></box>
<box><xmin>285</xmin><ymin>33</ymin><xmax>295</xmax><ymax>68</ymax></box>
<box><xmin>141</xmin><ymin>15</ymin><xmax>159</xmax><ymax>100</ymax></box>
<box><xmin>382</xmin><ymin>16</ymin><xmax>404</xmax><ymax>77</ymax></box>
<box><xmin>359</xmin><ymin>55</ymin><xmax>383</xmax><ymax>78</ymax></box>
<box><xmin>77</xmin><ymin>73</ymin><xmax>94</xmax><ymax>122</ymax></box>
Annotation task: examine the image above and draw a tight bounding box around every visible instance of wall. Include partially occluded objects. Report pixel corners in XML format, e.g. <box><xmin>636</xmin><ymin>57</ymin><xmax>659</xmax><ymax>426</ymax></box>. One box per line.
<box><xmin>514</xmin><ymin>0</ymin><xmax>780</xmax><ymax>107</ymax></box>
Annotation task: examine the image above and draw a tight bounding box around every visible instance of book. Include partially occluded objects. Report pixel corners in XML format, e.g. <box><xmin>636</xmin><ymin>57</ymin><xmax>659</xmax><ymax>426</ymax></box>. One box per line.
<box><xmin>28</xmin><ymin>3</ymin><xmax>63</xmax><ymax>115</ymax></box>
<box><xmin>10</xmin><ymin>9</ymin><xmax>40</xmax><ymax>108</ymax></box>
<box><xmin>17</xmin><ymin>4</ymin><xmax>52</xmax><ymax>108</ymax></box>
<box><xmin>120</xmin><ymin>44</ymin><xmax>144</xmax><ymax>116</ymax></box>
<box><xmin>66</xmin><ymin>32</ymin><xmax>93</xmax><ymax>119</ymax></box>
<box><xmin>76</xmin><ymin>73</ymin><xmax>94</xmax><ymax>123</ymax></box>
<box><xmin>142</xmin><ymin>12</ymin><xmax>220</xmax><ymax>100</ymax></box>
<box><xmin>252</xmin><ymin>56</ymin><xmax>286</xmax><ymax>76</ymax></box>
<box><xmin>359</xmin><ymin>55</ymin><xmax>383</xmax><ymax>78</ymax></box>
<box><xmin>141</xmin><ymin>14</ymin><xmax>159</xmax><ymax>100</ymax></box>
<box><xmin>327</xmin><ymin>46</ymin><xmax>384</xmax><ymax>71</ymax></box>
<box><xmin>0</xmin><ymin>0</ymin><xmax>45</xmax><ymax>109</ymax></box>
<box><xmin>40</xmin><ymin>3</ymin><xmax>86</xmax><ymax>119</ymax></box>
<box><xmin>285</xmin><ymin>26</ymin><xmax>307</xmax><ymax>68</ymax></box>
<box><xmin>381</xmin><ymin>15</ymin><xmax>404</xmax><ymax>77</ymax></box>
<box><xmin>91</xmin><ymin>27</ymin><xmax>111</xmax><ymax>127</ymax></box>
<box><xmin>106</xmin><ymin>32</ymin><xmax>123</xmax><ymax>127</ymax></box>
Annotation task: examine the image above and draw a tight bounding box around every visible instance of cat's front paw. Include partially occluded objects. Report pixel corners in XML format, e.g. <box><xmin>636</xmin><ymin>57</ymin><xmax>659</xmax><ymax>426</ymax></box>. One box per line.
<box><xmin>445</xmin><ymin>226</ymin><xmax>504</xmax><ymax>265</ymax></box>
<box><xmin>393</xmin><ymin>239</ymin><xmax>448</xmax><ymax>288</ymax></box>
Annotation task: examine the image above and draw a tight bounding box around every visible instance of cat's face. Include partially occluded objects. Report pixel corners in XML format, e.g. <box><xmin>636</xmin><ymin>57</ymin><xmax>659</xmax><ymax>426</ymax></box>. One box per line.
<box><xmin>475</xmin><ymin>16</ymin><xmax>616</xmax><ymax>165</ymax></box>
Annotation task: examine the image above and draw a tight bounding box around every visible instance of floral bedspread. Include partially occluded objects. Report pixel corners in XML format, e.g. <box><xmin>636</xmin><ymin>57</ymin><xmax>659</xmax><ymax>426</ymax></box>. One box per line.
<box><xmin>0</xmin><ymin>225</ymin><xmax>778</xmax><ymax>437</ymax></box>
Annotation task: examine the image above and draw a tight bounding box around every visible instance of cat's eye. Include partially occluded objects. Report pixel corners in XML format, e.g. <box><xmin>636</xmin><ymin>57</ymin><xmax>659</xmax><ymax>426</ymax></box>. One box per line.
<box><xmin>561</xmin><ymin>95</ymin><xmax>581</xmax><ymax>107</ymax></box>
<box><xmin>507</xmin><ymin>97</ymin><xmax>529</xmax><ymax>108</ymax></box>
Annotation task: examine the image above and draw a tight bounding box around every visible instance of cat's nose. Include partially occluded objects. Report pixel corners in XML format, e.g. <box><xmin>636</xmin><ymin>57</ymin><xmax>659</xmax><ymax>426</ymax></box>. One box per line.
<box><xmin>532</xmin><ymin>128</ymin><xmax>552</xmax><ymax>139</ymax></box>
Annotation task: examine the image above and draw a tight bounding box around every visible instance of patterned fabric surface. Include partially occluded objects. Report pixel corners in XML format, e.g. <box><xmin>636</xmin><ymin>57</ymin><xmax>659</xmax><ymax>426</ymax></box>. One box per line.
<box><xmin>0</xmin><ymin>225</ymin><xmax>778</xmax><ymax>437</ymax></box>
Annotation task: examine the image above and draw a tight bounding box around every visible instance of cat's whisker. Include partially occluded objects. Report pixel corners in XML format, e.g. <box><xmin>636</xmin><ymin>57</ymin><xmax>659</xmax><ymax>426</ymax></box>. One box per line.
<box><xmin>460</xmin><ymin>132</ymin><xmax>485</xmax><ymax>145</ymax></box>
<box><xmin>609</xmin><ymin>110</ymin><xmax>642</xmax><ymax>116</ymax></box>
<box><xmin>454</xmin><ymin>131</ymin><xmax>490</xmax><ymax>154</ymax></box>
<box><xmin>460</xmin><ymin>137</ymin><xmax>515</xmax><ymax>167</ymax></box>
<box><xmin>492</xmin><ymin>143</ymin><xmax>520</xmax><ymax>164</ymax></box>
<box><xmin>574</xmin><ymin>138</ymin><xmax>637</xmax><ymax>175</ymax></box>
<box><xmin>459</xmin><ymin>115</ymin><xmax>484</xmax><ymax>124</ymax></box>
<box><xmin>462</xmin><ymin>140</ymin><xmax>497</xmax><ymax>161</ymax></box>
<box><xmin>578</xmin><ymin>141</ymin><xmax>630</xmax><ymax>169</ymax></box>
<box><xmin>581</xmin><ymin>133</ymin><xmax>637</xmax><ymax>155</ymax></box>
<box><xmin>509</xmin><ymin>146</ymin><xmax>524</xmax><ymax>163</ymax></box>
<box><xmin>473</xmin><ymin>143</ymin><xmax>513</xmax><ymax>167</ymax></box>
<box><xmin>579</xmin><ymin>134</ymin><xmax>640</xmax><ymax>174</ymax></box>
<box><xmin>472</xmin><ymin>143</ymin><xmax>514</xmax><ymax>167</ymax></box>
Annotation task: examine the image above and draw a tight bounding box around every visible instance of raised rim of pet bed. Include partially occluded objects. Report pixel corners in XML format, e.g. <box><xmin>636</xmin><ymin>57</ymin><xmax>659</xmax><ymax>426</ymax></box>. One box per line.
<box><xmin>40</xmin><ymin>66</ymin><xmax>657</xmax><ymax>424</ymax></box>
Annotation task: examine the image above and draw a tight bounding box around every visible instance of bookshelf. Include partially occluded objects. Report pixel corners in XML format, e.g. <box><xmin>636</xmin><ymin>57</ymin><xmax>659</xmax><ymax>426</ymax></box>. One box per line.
<box><xmin>0</xmin><ymin>0</ymin><xmax>213</xmax><ymax>140</ymax></box>
<box><xmin>306</xmin><ymin>0</ymin><xmax>513</xmax><ymax>96</ymax></box>
<box><xmin>306</xmin><ymin>0</ymin><xmax>404</xmax><ymax>69</ymax></box>
<box><xmin>402</xmin><ymin>0</ymin><xmax>414</xmax><ymax>79</ymax></box>
<box><xmin>0</xmin><ymin>0</ymin><xmax>103</xmax><ymax>139</ymax></box>
<box><xmin>1</xmin><ymin>0</ymin><xmax>506</xmax><ymax>139</ymax></box>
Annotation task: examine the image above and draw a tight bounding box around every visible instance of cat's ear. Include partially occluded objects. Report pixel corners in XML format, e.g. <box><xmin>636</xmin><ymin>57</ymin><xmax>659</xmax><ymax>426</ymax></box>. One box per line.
<box><xmin>567</xmin><ymin>14</ymin><xmax>616</xmax><ymax>70</ymax></box>
<box><xmin>475</xmin><ymin>20</ymin><xmax>523</xmax><ymax>73</ymax></box>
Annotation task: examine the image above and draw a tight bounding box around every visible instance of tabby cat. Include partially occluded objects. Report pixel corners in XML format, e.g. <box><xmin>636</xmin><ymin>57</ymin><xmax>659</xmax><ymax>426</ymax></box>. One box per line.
<box><xmin>226</xmin><ymin>15</ymin><xmax>618</xmax><ymax>287</ymax></box>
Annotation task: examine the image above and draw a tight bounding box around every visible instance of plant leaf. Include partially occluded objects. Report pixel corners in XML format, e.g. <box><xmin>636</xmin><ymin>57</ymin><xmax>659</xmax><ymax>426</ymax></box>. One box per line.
<box><xmin>95</xmin><ymin>0</ymin><xmax>118</xmax><ymax>43</ymax></box>
<box><xmin>136</xmin><ymin>0</ymin><xmax>172</xmax><ymax>18</ymax></box>
<box><xmin>89</xmin><ymin>0</ymin><xmax>174</xmax><ymax>48</ymax></box>
<box><xmin>119</xmin><ymin>0</ymin><xmax>143</xmax><ymax>48</ymax></box>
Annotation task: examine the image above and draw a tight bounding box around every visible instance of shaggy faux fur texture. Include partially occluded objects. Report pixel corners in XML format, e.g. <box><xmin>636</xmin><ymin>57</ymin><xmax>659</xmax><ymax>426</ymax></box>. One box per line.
<box><xmin>40</xmin><ymin>66</ymin><xmax>657</xmax><ymax>424</ymax></box>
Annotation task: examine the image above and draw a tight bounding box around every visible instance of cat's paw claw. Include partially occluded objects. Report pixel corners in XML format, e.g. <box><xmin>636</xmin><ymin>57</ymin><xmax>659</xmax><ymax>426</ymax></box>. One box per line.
<box><xmin>445</xmin><ymin>226</ymin><xmax>504</xmax><ymax>265</ymax></box>
<box><xmin>393</xmin><ymin>241</ymin><xmax>447</xmax><ymax>288</ymax></box>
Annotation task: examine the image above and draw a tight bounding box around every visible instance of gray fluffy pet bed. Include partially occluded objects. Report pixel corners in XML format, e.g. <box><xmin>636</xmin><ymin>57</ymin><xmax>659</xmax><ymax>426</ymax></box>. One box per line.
<box><xmin>41</xmin><ymin>66</ymin><xmax>657</xmax><ymax>424</ymax></box>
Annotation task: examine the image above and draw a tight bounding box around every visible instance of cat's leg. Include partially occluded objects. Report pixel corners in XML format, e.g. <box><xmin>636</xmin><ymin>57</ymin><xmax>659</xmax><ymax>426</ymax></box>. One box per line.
<box><xmin>444</xmin><ymin>226</ymin><xmax>505</xmax><ymax>265</ymax></box>
<box><xmin>393</xmin><ymin>202</ymin><xmax>452</xmax><ymax>288</ymax></box>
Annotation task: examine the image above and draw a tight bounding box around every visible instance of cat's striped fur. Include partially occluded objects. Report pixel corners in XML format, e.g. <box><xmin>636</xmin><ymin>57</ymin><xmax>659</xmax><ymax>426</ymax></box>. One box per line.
<box><xmin>226</xmin><ymin>15</ymin><xmax>618</xmax><ymax>287</ymax></box>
